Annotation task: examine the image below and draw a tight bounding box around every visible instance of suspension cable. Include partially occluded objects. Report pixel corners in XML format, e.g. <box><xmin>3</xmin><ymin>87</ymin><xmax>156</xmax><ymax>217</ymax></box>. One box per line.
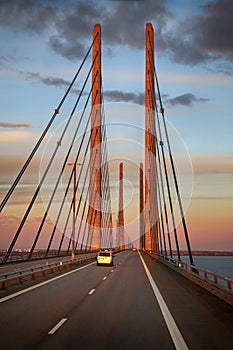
<box><xmin>0</xmin><ymin>34</ymin><xmax>98</xmax><ymax>213</ymax></box>
<box><xmin>154</xmin><ymin>71</ymin><xmax>194</xmax><ymax>264</ymax></box>
<box><xmin>3</xmin><ymin>62</ymin><xmax>98</xmax><ymax>262</ymax></box>
<box><xmin>147</xmin><ymin>31</ymin><xmax>189</xmax><ymax>262</ymax></box>
<box><xmin>27</xmin><ymin>62</ymin><xmax>99</xmax><ymax>259</ymax></box>
<box><xmin>59</xmin><ymin>95</ymin><xmax>99</xmax><ymax>253</ymax></box>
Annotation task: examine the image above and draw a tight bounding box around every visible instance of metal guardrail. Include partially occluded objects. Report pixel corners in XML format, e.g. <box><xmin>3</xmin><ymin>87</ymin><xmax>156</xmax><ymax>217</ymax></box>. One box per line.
<box><xmin>146</xmin><ymin>251</ymin><xmax>233</xmax><ymax>305</ymax></box>
<box><xmin>0</xmin><ymin>253</ymin><xmax>97</xmax><ymax>289</ymax></box>
<box><xmin>0</xmin><ymin>250</ymin><xmax>96</xmax><ymax>264</ymax></box>
<box><xmin>178</xmin><ymin>260</ymin><xmax>232</xmax><ymax>290</ymax></box>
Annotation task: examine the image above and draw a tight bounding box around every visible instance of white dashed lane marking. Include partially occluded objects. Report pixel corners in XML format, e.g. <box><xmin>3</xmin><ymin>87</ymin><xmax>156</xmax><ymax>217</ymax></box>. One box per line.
<box><xmin>88</xmin><ymin>288</ymin><xmax>95</xmax><ymax>295</ymax></box>
<box><xmin>48</xmin><ymin>318</ymin><xmax>67</xmax><ymax>335</ymax></box>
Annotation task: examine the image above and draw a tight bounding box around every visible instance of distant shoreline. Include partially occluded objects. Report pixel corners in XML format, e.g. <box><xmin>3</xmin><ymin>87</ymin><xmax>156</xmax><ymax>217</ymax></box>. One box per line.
<box><xmin>173</xmin><ymin>251</ymin><xmax>233</xmax><ymax>256</ymax></box>
<box><xmin>0</xmin><ymin>250</ymin><xmax>232</xmax><ymax>257</ymax></box>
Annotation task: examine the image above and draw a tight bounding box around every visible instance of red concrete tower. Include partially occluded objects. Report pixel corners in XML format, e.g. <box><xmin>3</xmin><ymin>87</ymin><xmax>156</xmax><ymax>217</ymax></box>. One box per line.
<box><xmin>144</xmin><ymin>23</ymin><xmax>159</xmax><ymax>252</ymax></box>
<box><xmin>139</xmin><ymin>162</ymin><xmax>144</xmax><ymax>249</ymax></box>
<box><xmin>88</xmin><ymin>24</ymin><xmax>102</xmax><ymax>250</ymax></box>
<box><xmin>118</xmin><ymin>162</ymin><xmax>125</xmax><ymax>250</ymax></box>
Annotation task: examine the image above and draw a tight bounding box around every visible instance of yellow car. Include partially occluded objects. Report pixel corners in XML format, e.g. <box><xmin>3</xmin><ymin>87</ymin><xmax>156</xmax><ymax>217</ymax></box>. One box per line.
<box><xmin>97</xmin><ymin>250</ymin><xmax>113</xmax><ymax>266</ymax></box>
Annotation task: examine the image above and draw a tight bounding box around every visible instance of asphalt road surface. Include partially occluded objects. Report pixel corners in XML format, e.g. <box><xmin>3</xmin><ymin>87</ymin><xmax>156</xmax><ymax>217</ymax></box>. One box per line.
<box><xmin>0</xmin><ymin>251</ymin><xmax>232</xmax><ymax>350</ymax></box>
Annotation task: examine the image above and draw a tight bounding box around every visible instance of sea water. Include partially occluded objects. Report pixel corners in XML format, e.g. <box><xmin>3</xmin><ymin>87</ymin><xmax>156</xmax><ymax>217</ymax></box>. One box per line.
<box><xmin>181</xmin><ymin>256</ymin><xmax>233</xmax><ymax>279</ymax></box>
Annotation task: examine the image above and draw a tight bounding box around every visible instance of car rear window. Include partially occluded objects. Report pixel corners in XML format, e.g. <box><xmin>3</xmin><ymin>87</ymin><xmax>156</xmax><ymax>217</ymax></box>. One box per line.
<box><xmin>99</xmin><ymin>252</ymin><xmax>110</xmax><ymax>256</ymax></box>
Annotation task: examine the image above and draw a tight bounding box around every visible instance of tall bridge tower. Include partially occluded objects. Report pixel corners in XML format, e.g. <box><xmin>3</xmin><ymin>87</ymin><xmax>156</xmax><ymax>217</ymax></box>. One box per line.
<box><xmin>144</xmin><ymin>23</ymin><xmax>159</xmax><ymax>252</ymax></box>
<box><xmin>118</xmin><ymin>162</ymin><xmax>125</xmax><ymax>250</ymax></box>
<box><xmin>139</xmin><ymin>162</ymin><xmax>144</xmax><ymax>249</ymax></box>
<box><xmin>88</xmin><ymin>24</ymin><xmax>102</xmax><ymax>250</ymax></box>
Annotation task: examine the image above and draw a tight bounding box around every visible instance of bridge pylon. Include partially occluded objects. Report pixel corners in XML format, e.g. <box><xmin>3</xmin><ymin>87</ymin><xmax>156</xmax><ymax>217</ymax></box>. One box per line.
<box><xmin>118</xmin><ymin>162</ymin><xmax>125</xmax><ymax>250</ymax></box>
<box><xmin>87</xmin><ymin>24</ymin><xmax>102</xmax><ymax>250</ymax></box>
<box><xmin>144</xmin><ymin>23</ymin><xmax>159</xmax><ymax>252</ymax></box>
<box><xmin>139</xmin><ymin>162</ymin><xmax>144</xmax><ymax>249</ymax></box>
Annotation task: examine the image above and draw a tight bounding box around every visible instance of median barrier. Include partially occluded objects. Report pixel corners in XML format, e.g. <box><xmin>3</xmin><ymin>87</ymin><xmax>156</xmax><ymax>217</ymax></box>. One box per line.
<box><xmin>0</xmin><ymin>253</ymin><xmax>97</xmax><ymax>289</ymax></box>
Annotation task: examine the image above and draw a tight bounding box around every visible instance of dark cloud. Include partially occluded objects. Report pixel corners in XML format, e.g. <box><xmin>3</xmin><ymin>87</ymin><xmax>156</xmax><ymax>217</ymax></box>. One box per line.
<box><xmin>49</xmin><ymin>36</ymin><xmax>87</xmax><ymax>60</ymax></box>
<box><xmin>157</xmin><ymin>0</ymin><xmax>233</xmax><ymax>67</ymax></box>
<box><xmin>47</xmin><ymin>0</ymin><xmax>170</xmax><ymax>58</ymax></box>
<box><xmin>104</xmin><ymin>90</ymin><xmax>144</xmax><ymax>105</ymax></box>
<box><xmin>0</xmin><ymin>0</ymin><xmax>56</xmax><ymax>34</ymax></box>
<box><xmin>0</xmin><ymin>122</ymin><xmax>30</xmax><ymax>128</ymax></box>
<box><xmin>165</xmin><ymin>93</ymin><xmax>210</xmax><ymax>107</ymax></box>
<box><xmin>23</xmin><ymin>71</ymin><xmax>85</xmax><ymax>96</ymax></box>
<box><xmin>0</xmin><ymin>53</ymin><xmax>15</xmax><ymax>67</ymax></box>
<box><xmin>24</xmin><ymin>71</ymin><xmax>70</xmax><ymax>88</ymax></box>
<box><xmin>21</xmin><ymin>70</ymin><xmax>209</xmax><ymax>108</ymax></box>
<box><xmin>0</xmin><ymin>0</ymin><xmax>232</xmax><ymax>69</ymax></box>
<box><xmin>103</xmin><ymin>0</ymin><xmax>172</xmax><ymax>50</ymax></box>
<box><xmin>21</xmin><ymin>68</ymin><xmax>211</xmax><ymax>108</ymax></box>
<box><xmin>0</xmin><ymin>0</ymin><xmax>171</xmax><ymax>59</ymax></box>
<box><xmin>103</xmin><ymin>90</ymin><xmax>209</xmax><ymax>108</ymax></box>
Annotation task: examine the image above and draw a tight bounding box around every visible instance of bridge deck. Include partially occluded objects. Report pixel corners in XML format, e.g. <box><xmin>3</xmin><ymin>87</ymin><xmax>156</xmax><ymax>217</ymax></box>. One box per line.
<box><xmin>0</xmin><ymin>251</ymin><xmax>232</xmax><ymax>350</ymax></box>
<box><xmin>142</xmin><ymin>252</ymin><xmax>233</xmax><ymax>350</ymax></box>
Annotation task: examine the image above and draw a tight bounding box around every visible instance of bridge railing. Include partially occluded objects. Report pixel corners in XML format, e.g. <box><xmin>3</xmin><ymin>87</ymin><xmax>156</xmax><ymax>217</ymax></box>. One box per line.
<box><xmin>0</xmin><ymin>252</ymin><xmax>97</xmax><ymax>289</ymax></box>
<box><xmin>178</xmin><ymin>260</ymin><xmax>232</xmax><ymax>290</ymax></box>
<box><xmin>146</xmin><ymin>251</ymin><xmax>233</xmax><ymax>304</ymax></box>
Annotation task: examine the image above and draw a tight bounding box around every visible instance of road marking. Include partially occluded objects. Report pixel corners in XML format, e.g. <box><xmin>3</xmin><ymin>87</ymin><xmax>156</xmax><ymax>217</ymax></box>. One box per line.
<box><xmin>103</xmin><ymin>276</ymin><xmax>107</xmax><ymax>280</ymax></box>
<box><xmin>48</xmin><ymin>318</ymin><xmax>67</xmax><ymax>335</ymax></box>
<box><xmin>88</xmin><ymin>288</ymin><xmax>95</xmax><ymax>295</ymax></box>
<box><xmin>139</xmin><ymin>252</ymin><xmax>189</xmax><ymax>350</ymax></box>
<box><xmin>111</xmin><ymin>269</ymin><xmax>114</xmax><ymax>273</ymax></box>
<box><xmin>0</xmin><ymin>261</ymin><xmax>96</xmax><ymax>304</ymax></box>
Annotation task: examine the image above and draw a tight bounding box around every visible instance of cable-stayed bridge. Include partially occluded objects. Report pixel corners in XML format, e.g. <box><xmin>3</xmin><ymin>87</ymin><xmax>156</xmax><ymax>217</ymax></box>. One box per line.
<box><xmin>0</xmin><ymin>24</ymin><xmax>232</xmax><ymax>350</ymax></box>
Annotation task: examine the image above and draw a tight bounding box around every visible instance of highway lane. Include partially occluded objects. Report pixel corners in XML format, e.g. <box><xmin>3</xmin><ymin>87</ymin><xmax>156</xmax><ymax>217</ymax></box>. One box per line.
<box><xmin>0</xmin><ymin>251</ymin><xmax>232</xmax><ymax>350</ymax></box>
<box><xmin>0</xmin><ymin>251</ymin><xmax>175</xmax><ymax>350</ymax></box>
<box><xmin>142</xmin><ymin>253</ymin><xmax>233</xmax><ymax>350</ymax></box>
<box><xmin>35</xmin><ymin>250</ymin><xmax>175</xmax><ymax>350</ymax></box>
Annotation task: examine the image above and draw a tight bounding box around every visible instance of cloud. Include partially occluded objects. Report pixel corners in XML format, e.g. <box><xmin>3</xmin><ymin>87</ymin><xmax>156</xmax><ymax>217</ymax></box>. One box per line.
<box><xmin>191</xmin><ymin>153</ymin><xmax>233</xmax><ymax>174</ymax></box>
<box><xmin>1</xmin><ymin>0</ymin><xmax>233</xmax><ymax>70</ymax></box>
<box><xmin>0</xmin><ymin>0</ymin><xmax>171</xmax><ymax>59</ymax></box>
<box><xmin>47</xmin><ymin>0</ymin><xmax>166</xmax><ymax>59</ymax></box>
<box><xmin>165</xmin><ymin>93</ymin><xmax>210</xmax><ymax>107</ymax></box>
<box><xmin>157</xmin><ymin>0</ymin><xmax>233</xmax><ymax>67</ymax></box>
<box><xmin>0</xmin><ymin>131</ymin><xmax>33</xmax><ymax>141</ymax></box>
<box><xmin>51</xmin><ymin>1</ymin><xmax>108</xmax><ymax>59</ymax></box>
<box><xmin>192</xmin><ymin>196</ymin><xmax>233</xmax><ymax>200</ymax></box>
<box><xmin>0</xmin><ymin>214</ymin><xmax>21</xmax><ymax>225</ymax></box>
<box><xmin>52</xmin><ymin>0</ymin><xmax>233</xmax><ymax>69</ymax></box>
<box><xmin>103</xmin><ymin>0</ymin><xmax>172</xmax><ymax>49</ymax></box>
<box><xmin>0</xmin><ymin>122</ymin><xmax>30</xmax><ymax>128</ymax></box>
<box><xmin>104</xmin><ymin>90</ymin><xmax>144</xmax><ymax>105</ymax></box>
<box><xmin>23</xmin><ymin>71</ymin><xmax>145</xmax><ymax>103</ymax></box>
<box><xmin>21</xmin><ymin>69</ymin><xmax>210</xmax><ymax>108</ymax></box>
<box><xmin>24</xmin><ymin>71</ymin><xmax>69</xmax><ymax>88</ymax></box>
<box><xmin>23</xmin><ymin>71</ymin><xmax>83</xmax><ymax>95</ymax></box>
<box><xmin>0</xmin><ymin>0</ymin><xmax>56</xmax><ymax>34</ymax></box>
<box><xmin>0</xmin><ymin>54</ymin><xmax>15</xmax><ymax>66</ymax></box>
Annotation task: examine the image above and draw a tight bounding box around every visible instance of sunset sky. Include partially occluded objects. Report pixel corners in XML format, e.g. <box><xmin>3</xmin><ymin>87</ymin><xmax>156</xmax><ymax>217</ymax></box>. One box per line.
<box><xmin>0</xmin><ymin>0</ymin><xmax>233</xmax><ymax>252</ymax></box>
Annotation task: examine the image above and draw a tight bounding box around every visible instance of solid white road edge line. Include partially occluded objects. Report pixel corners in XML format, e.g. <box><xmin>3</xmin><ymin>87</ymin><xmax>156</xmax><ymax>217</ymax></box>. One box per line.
<box><xmin>48</xmin><ymin>318</ymin><xmax>67</xmax><ymax>335</ymax></box>
<box><xmin>139</xmin><ymin>251</ymin><xmax>189</xmax><ymax>350</ymax></box>
<box><xmin>0</xmin><ymin>261</ymin><xmax>96</xmax><ymax>304</ymax></box>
